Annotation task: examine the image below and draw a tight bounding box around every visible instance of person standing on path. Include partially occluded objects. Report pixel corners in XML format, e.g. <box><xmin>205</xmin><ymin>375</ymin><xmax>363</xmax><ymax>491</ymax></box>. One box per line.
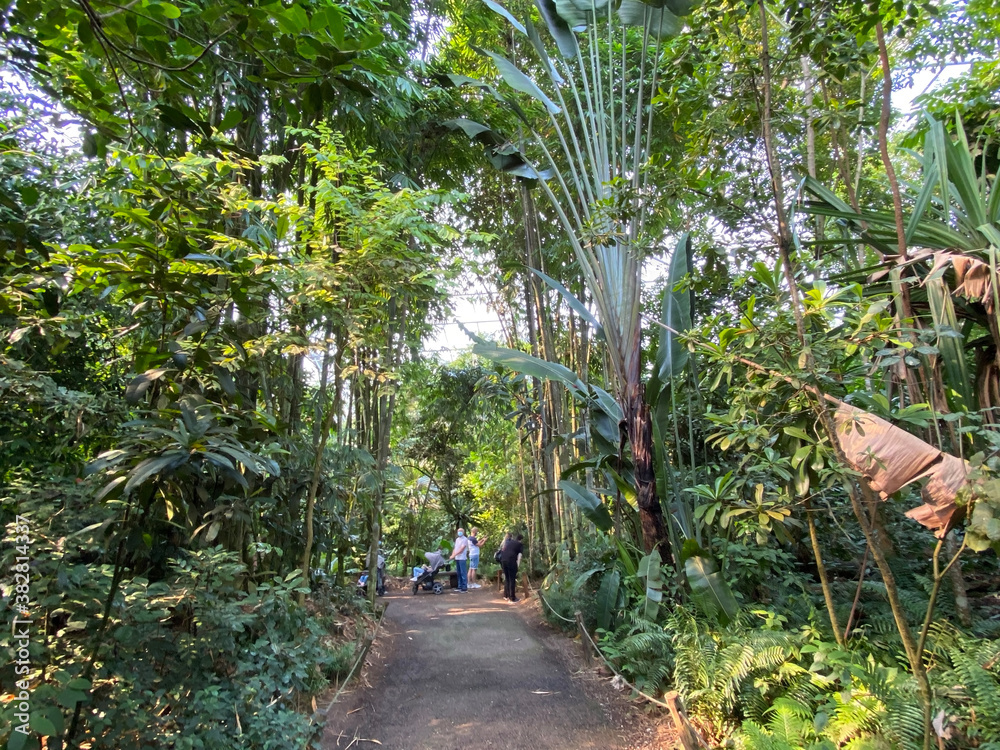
<box><xmin>449</xmin><ymin>527</ymin><xmax>470</xmax><ymax>592</ymax></box>
<box><xmin>467</xmin><ymin>527</ymin><xmax>485</xmax><ymax>588</ymax></box>
<box><xmin>500</xmin><ymin>533</ymin><xmax>523</xmax><ymax>602</ymax></box>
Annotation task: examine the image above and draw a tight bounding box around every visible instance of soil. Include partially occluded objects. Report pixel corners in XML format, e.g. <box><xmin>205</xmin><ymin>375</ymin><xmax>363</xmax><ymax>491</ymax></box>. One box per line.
<box><xmin>319</xmin><ymin>575</ymin><xmax>677</xmax><ymax>750</ymax></box>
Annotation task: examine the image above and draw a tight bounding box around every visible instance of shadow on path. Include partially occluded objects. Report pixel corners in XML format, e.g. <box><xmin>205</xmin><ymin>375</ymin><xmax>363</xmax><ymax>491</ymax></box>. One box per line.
<box><xmin>321</xmin><ymin>585</ymin><xmax>626</xmax><ymax>750</ymax></box>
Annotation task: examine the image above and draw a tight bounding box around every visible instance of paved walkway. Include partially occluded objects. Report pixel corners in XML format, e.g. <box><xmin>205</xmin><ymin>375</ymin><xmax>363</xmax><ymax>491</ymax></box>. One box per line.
<box><xmin>321</xmin><ymin>582</ymin><xmax>626</xmax><ymax>750</ymax></box>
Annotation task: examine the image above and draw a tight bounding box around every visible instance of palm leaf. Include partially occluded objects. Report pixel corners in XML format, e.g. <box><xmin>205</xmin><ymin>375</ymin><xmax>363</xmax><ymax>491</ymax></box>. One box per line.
<box><xmin>472</xmin><ymin>340</ymin><xmax>587</xmax><ymax>394</ymax></box>
<box><xmin>482</xmin><ymin>0</ymin><xmax>527</xmax><ymax>35</ymax></box>
<box><xmin>531</xmin><ymin>267</ymin><xmax>604</xmax><ymax>336</ymax></box>
<box><xmin>924</xmin><ymin>275</ymin><xmax>975</xmax><ymax>410</ymax></box>
<box><xmin>479</xmin><ymin>49</ymin><xmax>561</xmax><ymax>115</ymax></box>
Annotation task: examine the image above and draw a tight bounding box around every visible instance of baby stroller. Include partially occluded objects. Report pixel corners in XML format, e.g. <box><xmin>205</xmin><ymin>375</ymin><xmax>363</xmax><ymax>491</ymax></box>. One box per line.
<box><xmin>412</xmin><ymin>560</ymin><xmax>445</xmax><ymax>595</ymax></box>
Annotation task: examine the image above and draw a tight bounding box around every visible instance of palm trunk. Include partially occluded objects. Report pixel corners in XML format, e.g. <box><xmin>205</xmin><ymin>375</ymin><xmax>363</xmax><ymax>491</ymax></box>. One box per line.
<box><xmin>626</xmin><ymin>381</ymin><xmax>671</xmax><ymax>556</ymax></box>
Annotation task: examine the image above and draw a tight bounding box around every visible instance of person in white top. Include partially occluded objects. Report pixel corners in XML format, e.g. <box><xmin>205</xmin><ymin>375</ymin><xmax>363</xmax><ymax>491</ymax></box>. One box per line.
<box><xmin>448</xmin><ymin>527</ymin><xmax>470</xmax><ymax>592</ymax></box>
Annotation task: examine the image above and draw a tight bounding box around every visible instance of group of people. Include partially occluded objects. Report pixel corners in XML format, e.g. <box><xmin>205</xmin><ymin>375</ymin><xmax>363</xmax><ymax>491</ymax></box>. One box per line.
<box><xmin>449</xmin><ymin>526</ymin><xmax>524</xmax><ymax>602</ymax></box>
<box><xmin>447</xmin><ymin>526</ymin><xmax>484</xmax><ymax>591</ymax></box>
<box><xmin>411</xmin><ymin>526</ymin><xmax>525</xmax><ymax>601</ymax></box>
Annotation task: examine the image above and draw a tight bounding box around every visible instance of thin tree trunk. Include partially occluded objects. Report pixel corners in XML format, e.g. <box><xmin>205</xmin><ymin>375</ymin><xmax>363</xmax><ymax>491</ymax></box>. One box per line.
<box><xmin>757</xmin><ymin>0</ymin><xmax>931</xmax><ymax>726</ymax></box>
<box><xmin>299</xmin><ymin>324</ymin><xmax>336</xmax><ymax>602</ymax></box>
<box><xmin>806</xmin><ymin>499</ymin><xmax>844</xmax><ymax>645</ymax></box>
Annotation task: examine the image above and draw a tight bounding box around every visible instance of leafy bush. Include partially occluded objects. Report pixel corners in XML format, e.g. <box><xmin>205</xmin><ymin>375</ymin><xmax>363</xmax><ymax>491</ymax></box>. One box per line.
<box><xmin>540</xmin><ymin>536</ymin><xmax>620</xmax><ymax>632</ymax></box>
<box><xmin>0</xmin><ymin>542</ymin><xmax>371</xmax><ymax>749</ymax></box>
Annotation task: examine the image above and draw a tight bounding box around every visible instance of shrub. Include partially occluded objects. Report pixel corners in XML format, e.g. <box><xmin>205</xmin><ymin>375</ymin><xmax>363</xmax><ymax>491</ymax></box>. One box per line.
<box><xmin>0</xmin><ymin>543</ymin><xmax>371</xmax><ymax>749</ymax></box>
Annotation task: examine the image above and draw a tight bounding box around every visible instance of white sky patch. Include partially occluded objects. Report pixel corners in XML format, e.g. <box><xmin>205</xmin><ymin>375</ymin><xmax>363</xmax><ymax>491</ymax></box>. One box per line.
<box><xmin>894</xmin><ymin>62</ymin><xmax>971</xmax><ymax>116</ymax></box>
<box><xmin>424</xmin><ymin>271</ymin><xmax>504</xmax><ymax>361</ymax></box>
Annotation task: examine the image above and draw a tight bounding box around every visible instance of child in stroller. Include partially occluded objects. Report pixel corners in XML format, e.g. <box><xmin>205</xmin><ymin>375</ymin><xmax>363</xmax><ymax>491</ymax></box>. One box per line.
<box><xmin>412</xmin><ymin>548</ymin><xmax>447</xmax><ymax>595</ymax></box>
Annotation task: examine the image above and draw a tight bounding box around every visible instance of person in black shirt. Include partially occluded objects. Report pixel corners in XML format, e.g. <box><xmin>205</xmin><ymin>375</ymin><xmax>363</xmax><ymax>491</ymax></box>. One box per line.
<box><xmin>500</xmin><ymin>533</ymin><xmax>524</xmax><ymax>602</ymax></box>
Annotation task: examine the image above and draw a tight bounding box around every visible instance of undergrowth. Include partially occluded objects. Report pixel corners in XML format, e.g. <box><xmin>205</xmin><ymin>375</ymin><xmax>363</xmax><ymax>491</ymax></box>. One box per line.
<box><xmin>542</xmin><ymin>521</ymin><xmax>1000</xmax><ymax>749</ymax></box>
<box><xmin>0</xmin><ymin>538</ymin><xmax>373</xmax><ymax>750</ymax></box>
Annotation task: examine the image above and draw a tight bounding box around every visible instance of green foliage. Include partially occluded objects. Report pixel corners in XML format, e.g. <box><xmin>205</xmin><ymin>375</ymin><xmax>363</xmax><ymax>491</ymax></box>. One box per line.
<box><xmin>600</xmin><ymin>610</ymin><xmax>674</xmax><ymax>695</ymax></box>
<box><xmin>540</xmin><ymin>535</ymin><xmax>621</xmax><ymax>632</ymax></box>
<box><xmin>0</xmin><ymin>539</ymin><xmax>370</xmax><ymax>749</ymax></box>
<box><xmin>670</xmin><ymin>608</ymin><xmax>804</xmax><ymax>737</ymax></box>
<box><xmin>928</xmin><ymin>623</ymin><xmax>1000</xmax><ymax>746</ymax></box>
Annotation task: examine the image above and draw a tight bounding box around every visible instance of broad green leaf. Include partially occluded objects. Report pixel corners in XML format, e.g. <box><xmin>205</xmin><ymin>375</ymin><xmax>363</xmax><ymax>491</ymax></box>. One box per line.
<box><xmin>532</xmin><ymin>268</ymin><xmax>603</xmax><ymax>335</ymax></box>
<box><xmin>535</xmin><ymin>0</ymin><xmax>580</xmax><ymax>58</ymax></box>
<box><xmin>124</xmin><ymin>454</ymin><xmax>184</xmax><ymax>493</ymax></box>
<box><xmin>275</xmin><ymin>5</ymin><xmax>308</xmax><ymax>35</ymax></box>
<box><xmin>482</xmin><ymin>0</ymin><xmax>527</xmax><ymax>35</ymax></box>
<box><xmin>606</xmin><ymin>468</ymin><xmax>637</xmax><ymax>502</ymax></box>
<box><xmin>636</xmin><ymin>548</ymin><xmax>663</xmax><ymax>620</ymax></box>
<box><xmin>596</xmin><ymin>569</ymin><xmax>620</xmax><ymax>631</ymax></box>
<box><xmin>559</xmin><ymin>480</ymin><xmax>613</xmax><ymax>531</ymax></box>
<box><xmin>685</xmin><ymin>553</ymin><xmax>738</xmax><ymax>625</ymax></box>
<box><xmin>525</xmin><ymin>16</ymin><xmax>564</xmax><ymax>85</ymax></box>
<box><xmin>442</xmin><ymin>117</ymin><xmax>492</xmax><ymax>140</ymax></box>
<box><xmin>591</xmin><ymin>385</ymin><xmax>623</xmax><ymax>422</ymax></box>
<box><xmin>29</xmin><ymin>712</ymin><xmax>58</xmax><ymax>736</ymax></box>
<box><xmin>473</xmin><ymin>340</ymin><xmax>586</xmax><ymax>394</ymax></box>
<box><xmin>125</xmin><ymin>367</ymin><xmax>169</xmax><ymax>404</ymax></box>
<box><xmin>218</xmin><ymin>108</ymin><xmax>243</xmax><ymax>130</ymax></box>
<box><xmin>156</xmin><ymin>2</ymin><xmax>181</xmax><ymax>19</ymax></box>
<box><xmin>480</xmin><ymin>50</ymin><xmax>561</xmax><ymax>115</ymax></box>
<box><xmin>618</xmin><ymin>0</ymin><xmax>683</xmax><ymax>36</ymax></box>
<box><xmin>783</xmin><ymin>426</ymin><xmax>811</xmax><ymax>440</ymax></box>
<box><xmin>573</xmin><ymin>565</ymin><xmax>605</xmax><ymax>592</ymax></box>
<box><xmin>317</xmin><ymin>6</ymin><xmax>345</xmax><ymax>46</ymax></box>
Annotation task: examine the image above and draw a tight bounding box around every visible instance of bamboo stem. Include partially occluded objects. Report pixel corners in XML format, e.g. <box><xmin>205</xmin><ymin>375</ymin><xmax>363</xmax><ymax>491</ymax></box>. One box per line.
<box><xmin>805</xmin><ymin>499</ymin><xmax>844</xmax><ymax>645</ymax></box>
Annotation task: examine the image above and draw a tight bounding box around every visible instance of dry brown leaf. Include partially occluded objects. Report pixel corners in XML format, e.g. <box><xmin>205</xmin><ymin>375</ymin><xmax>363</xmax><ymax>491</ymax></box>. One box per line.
<box><xmin>952</xmin><ymin>254</ymin><xmax>994</xmax><ymax>312</ymax></box>
<box><xmin>905</xmin><ymin>454</ymin><xmax>970</xmax><ymax>533</ymax></box>
<box><xmin>834</xmin><ymin>404</ymin><xmax>940</xmax><ymax>496</ymax></box>
<box><xmin>921</xmin><ymin>251</ymin><xmax>995</xmax><ymax>313</ymax></box>
<box><xmin>833</xmin><ymin>404</ymin><xmax>969</xmax><ymax>536</ymax></box>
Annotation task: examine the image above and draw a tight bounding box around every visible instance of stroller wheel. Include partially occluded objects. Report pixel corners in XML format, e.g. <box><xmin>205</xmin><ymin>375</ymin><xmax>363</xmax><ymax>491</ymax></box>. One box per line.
<box><xmin>412</xmin><ymin>582</ymin><xmax>418</xmax><ymax>595</ymax></box>
<box><xmin>432</xmin><ymin>582</ymin><xmax>444</xmax><ymax>595</ymax></box>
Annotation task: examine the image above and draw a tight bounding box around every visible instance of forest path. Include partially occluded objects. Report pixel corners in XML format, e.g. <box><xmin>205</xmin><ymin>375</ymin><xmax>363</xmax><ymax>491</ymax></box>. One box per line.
<box><xmin>320</xmin><ymin>580</ymin><xmax>630</xmax><ymax>750</ymax></box>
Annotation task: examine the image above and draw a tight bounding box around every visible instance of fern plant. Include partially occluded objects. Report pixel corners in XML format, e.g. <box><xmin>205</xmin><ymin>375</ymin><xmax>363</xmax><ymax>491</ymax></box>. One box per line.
<box><xmin>669</xmin><ymin>608</ymin><xmax>803</xmax><ymax>738</ymax></box>
<box><xmin>928</xmin><ymin>623</ymin><xmax>1000</xmax><ymax>747</ymax></box>
<box><xmin>601</xmin><ymin>609</ymin><xmax>674</xmax><ymax>694</ymax></box>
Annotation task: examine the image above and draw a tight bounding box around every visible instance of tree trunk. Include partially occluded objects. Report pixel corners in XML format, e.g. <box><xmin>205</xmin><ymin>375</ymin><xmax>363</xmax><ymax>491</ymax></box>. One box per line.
<box><xmin>625</xmin><ymin>381</ymin><xmax>671</xmax><ymax>555</ymax></box>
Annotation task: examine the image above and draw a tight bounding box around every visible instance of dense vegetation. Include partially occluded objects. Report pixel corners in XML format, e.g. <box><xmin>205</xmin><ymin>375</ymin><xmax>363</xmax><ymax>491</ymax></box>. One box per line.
<box><xmin>1</xmin><ymin>0</ymin><xmax>999</xmax><ymax>748</ymax></box>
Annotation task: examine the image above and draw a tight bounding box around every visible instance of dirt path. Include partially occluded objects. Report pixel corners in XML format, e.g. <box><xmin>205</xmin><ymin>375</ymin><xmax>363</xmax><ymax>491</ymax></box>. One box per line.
<box><xmin>320</xmin><ymin>582</ymin><xmax>638</xmax><ymax>750</ymax></box>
